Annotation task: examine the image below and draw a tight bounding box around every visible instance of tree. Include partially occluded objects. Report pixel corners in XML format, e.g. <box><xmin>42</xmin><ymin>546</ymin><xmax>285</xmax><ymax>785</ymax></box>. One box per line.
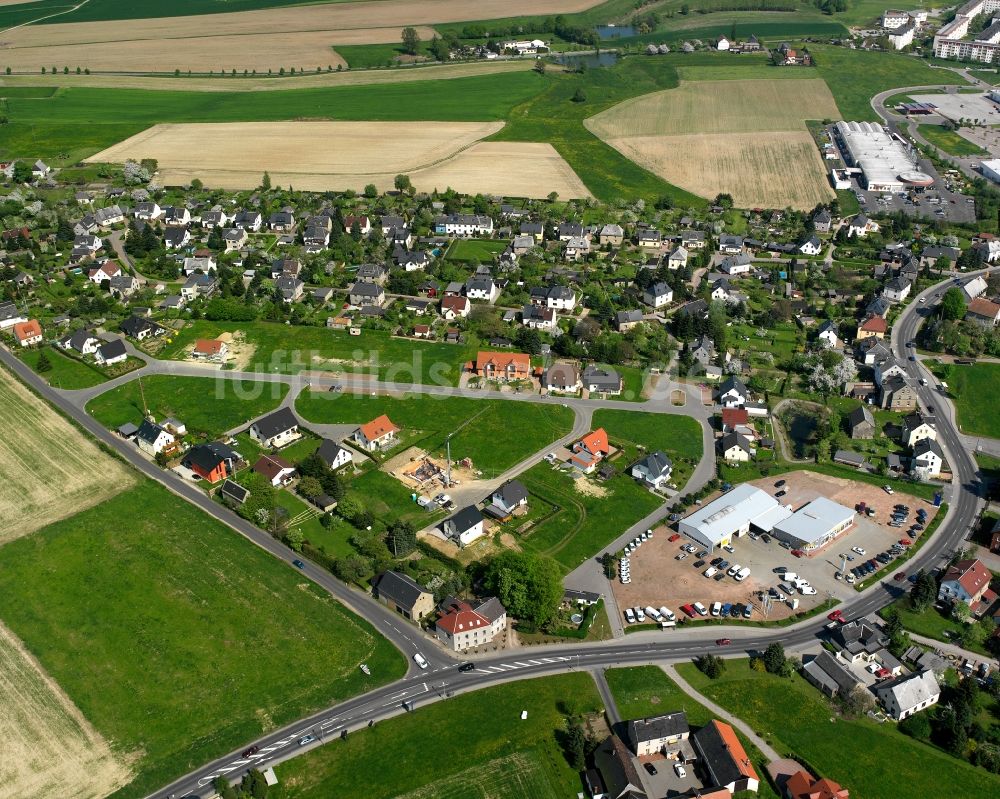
<box><xmin>695</xmin><ymin>653</ymin><xmax>725</xmax><ymax>679</ymax></box>
<box><xmin>261</xmin><ymin>171</ymin><xmax>272</xmax><ymax>191</ymax></box>
<box><xmin>571</xmin><ymin>88</ymin><xmax>587</xmax><ymax>103</ymax></box>
<box><xmin>941</xmin><ymin>287</ymin><xmax>967</xmax><ymax>321</ymax></box>
<box><xmin>482</xmin><ymin>551</ymin><xmax>562</xmax><ymax>628</ymax></box>
<box><xmin>401</xmin><ymin>26</ymin><xmax>421</xmax><ymax>55</ymax></box>
<box><xmin>899</xmin><ymin>709</ymin><xmax>933</xmax><ymax>741</ymax></box>
<box><xmin>394</xmin><ymin>173</ymin><xmax>413</xmax><ymax>194</ymax></box>
<box><xmin>298</xmin><ymin>476</ymin><xmax>322</xmax><ymax>500</ymax></box>
<box><xmin>35</xmin><ymin>350</ymin><xmax>51</xmax><ymax>372</ymax></box>
<box><xmin>387</xmin><ymin>520</ymin><xmax>416</xmax><ymax>557</ymax></box>
<box><xmin>334</xmin><ymin>554</ymin><xmax>373</xmax><ymax>583</ymax></box>
<box><xmin>910</xmin><ymin>570</ymin><xmax>937</xmax><ymax>612</ymax></box>
<box><xmin>364</xmin><ymin>183</ymin><xmax>378</xmax><ymax>199</ymax></box>
<box><xmin>533</xmin><ymin>59</ymin><xmax>546</xmax><ymax>74</ymax></box>
<box><xmin>285</xmin><ymin>527</ymin><xmax>305</xmax><ymax>552</ymax></box>
<box><xmin>837</xmin><ymin>684</ymin><xmax>876</xmax><ymax>718</ymax></box>
<box><xmin>562</xmin><ymin>720</ymin><xmax>586</xmax><ymax>770</ymax></box>
<box><xmin>762</xmin><ymin>642</ymin><xmax>786</xmax><ymax>675</ymax></box>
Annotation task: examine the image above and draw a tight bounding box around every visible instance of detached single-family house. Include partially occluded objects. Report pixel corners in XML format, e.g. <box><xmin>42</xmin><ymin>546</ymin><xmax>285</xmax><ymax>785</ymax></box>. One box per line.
<box><xmin>465</xmin><ymin>276</ymin><xmax>500</xmax><ymax>303</ymax></box>
<box><xmin>88</xmin><ymin>260</ymin><xmax>121</xmax><ymax>285</ymax></box>
<box><xmin>442</xmin><ymin>505</ymin><xmax>486</xmax><ymax>547</ymax></box>
<box><xmin>857</xmin><ymin>314</ymin><xmax>888</xmax><ymax>340</ymax></box>
<box><xmin>488</xmin><ymin>480</ymin><xmax>528</xmax><ymax>519</ymax></box>
<box><xmin>967</xmin><ymin>297</ymin><xmax>1000</xmax><ymax>327</ymax></box>
<box><xmin>874</xmin><ymin>357</ymin><xmax>907</xmax><ymax>387</ymax></box>
<box><xmin>630</xmin><ymin>451</ymin><xmax>673</xmax><ymax>490</ymax></box>
<box><xmin>643</xmin><ymin>281</ymin><xmax>673</xmax><ymax>308</ymax></box>
<box><xmin>163</xmin><ymin>227</ymin><xmax>191</xmax><ymax>250</ymax></box>
<box><xmin>848</xmin><ymin>214</ymin><xmax>879</xmax><ymax>238</ymax></box>
<box><xmin>545</xmin><ymin>285</ymin><xmax>577</xmax><ymax>311</ymax></box>
<box><xmin>134</xmin><ymin>202</ymin><xmax>162</xmax><ymax>221</ymax></box>
<box><xmin>121</xmin><ymin>316</ymin><xmax>165</xmax><ymax>341</ymax></box>
<box><xmin>880</xmin><ymin>376</ymin><xmax>918</xmax><ymax>411</ymax></box>
<box><xmin>717</xmin><ymin>376</ymin><xmax>750</xmax><ymax>408</ymax></box>
<box><xmin>183</xmin><ymin>441</ymin><xmax>239</xmax><ymax>483</ymax></box>
<box><xmin>223</xmin><ymin>228</ymin><xmax>248</xmax><ymax>252</ymax></box>
<box><xmin>564</xmin><ymin>236</ymin><xmax>591</xmax><ymax>261</ymax></box>
<box><xmin>626</xmin><ymin>712</ymin><xmax>690</xmax><ymax>757</ymax></box>
<box><xmin>582</xmin><ymin>364</ymin><xmax>623</xmax><ymax>395</ymax></box>
<box><xmin>373</xmin><ymin>571</ymin><xmax>434</xmax><ymax>621</ymax></box>
<box><xmin>939</xmin><ymin>558</ymin><xmax>992</xmax><ymax>607</ymax></box>
<box><xmin>962</xmin><ymin>276</ymin><xmax>988</xmax><ymax>302</ymax></box>
<box><xmin>349</xmin><ymin>281</ymin><xmax>385</xmax><ymax>307</ymax></box>
<box><xmin>0</xmin><ymin>301</ymin><xmax>28</xmax><ymax>330</ymax></box>
<box><xmin>599</xmin><ymin>223</ymin><xmax>624</xmax><ymax>247</ymax></box>
<box><xmin>901</xmin><ymin>411</ymin><xmax>936</xmax><ymax>447</ymax></box>
<box><xmin>435</xmin><ymin>597</ymin><xmax>506</xmax><ymax>651</ymax></box>
<box><xmin>253</xmin><ymin>453</ymin><xmax>296</xmax><ymax>486</ymax></box>
<box><xmin>637</xmin><ymin>228</ymin><xmax>662</xmax><ymax>249</ymax></box>
<box><xmin>720</xmin><ymin>252</ymin><xmax>753</xmax><ymax>275</ymax></box>
<box><xmin>344</xmin><ymin>215</ymin><xmax>372</xmax><ymax>236</ymax></box>
<box><xmin>192</xmin><ymin>338</ymin><xmax>228</xmax><ymax>362</ymax></box>
<box><xmin>544</xmin><ymin>362</ymin><xmax>581</xmax><ymax>393</ymax></box>
<box><xmin>667</xmin><ymin>245</ymin><xmax>688</xmax><ymax>270</ymax></box>
<box><xmin>718</xmin><ymin>431</ymin><xmax>753</xmax><ymax>462</ymax></box>
<box><xmin>249</xmin><ymin>407</ymin><xmax>300</xmax><ymax>449</ymax></box>
<box><xmin>802</xmin><ymin>651</ymin><xmax>861</xmax><ymax>698</ymax></box>
<box><xmin>875</xmin><ymin>669</ymin><xmax>940</xmax><ymax>720</ymax></box>
<box><xmin>718</xmin><ymin>234</ymin><xmax>744</xmax><ymax>254</ymax></box>
<box><xmin>269</xmin><ymin>210</ymin><xmax>295</xmax><ymax>232</ymax></box>
<box><xmin>813</xmin><ymin>209</ymin><xmax>832</xmax><ymax>232</ymax></box>
<box><xmin>135</xmin><ymin>419</ymin><xmax>175</xmax><ymax>456</ymax></box>
<box><xmin>234</xmin><ymin>209</ymin><xmax>263</xmax><ymax>231</ymax></box>
<box><xmin>570</xmin><ymin>428</ymin><xmax>610</xmax><ymax>473</ymax></box>
<box><xmin>12</xmin><ymin>319</ymin><xmax>42</xmax><ymax>347</ymax></box>
<box><xmin>95</xmin><ymin>205</ymin><xmax>125</xmax><ymax>227</ymax></box>
<box><xmin>59</xmin><ymin>328</ymin><xmax>100</xmax><ymax>354</ymax></box>
<box><xmin>316</xmin><ymin>438</ymin><xmax>353</xmax><ymax>470</ymax></box>
<box><xmin>911</xmin><ymin>437</ymin><xmax>944</xmax><ymax>479</ymax></box>
<box><xmin>799</xmin><ymin>234</ymin><xmax>822</xmax><ymax>256</ymax></box>
<box><xmin>94</xmin><ymin>338</ymin><xmax>128</xmax><ymax>366</ymax></box>
<box><xmin>882</xmin><ymin>276</ymin><xmax>911</xmax><ymax>303</ymax></box>
<box><xmin>817</xmin><ymin>320</ymin><xmax>839</xmax><ymax>348</ymax></box>
<box><xmin>615</xmin><ymin>309</ymin><xmax>644</xmax><ymax>332</ymax></box>
<box><xmin>847</xmin><ymin>405</ymin><xmax>876</xmax><ymax>439</ymax></box>
<box><xmin>521</xmin><ymin>304</ymin><xmax>557</xmax><ymax>330</ymax></box>
<box><xmin>275</xmin><ymin>275</ymin><xmax>305</xmax><ymax>302</ymax></box>
<box><xmin>353</xmin><ymin>414</ymin><xmax>400</xmax><ymax>452</ymax></box>
<box><xmin>440</xmin><ymin>295</ymin><xmax>470</xmax><ymax>319</ymax></box>
<box><xmin>182</xmin><ymin>256</ymin><xmax>217</xmax><ymax>276</ymax></box>
<box><xmin>180</xmin><ymin>274</ymin><xmax>217</xmax><ymax>301</ymax></box>
<box><xmin>692</xmin><ymin>720</ymin><xmax>760</xmax><ymax>794</ymax></box>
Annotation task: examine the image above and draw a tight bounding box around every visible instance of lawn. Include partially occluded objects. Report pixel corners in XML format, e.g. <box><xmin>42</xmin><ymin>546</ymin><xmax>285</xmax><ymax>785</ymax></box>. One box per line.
<box><xmin>604</xmin><ymin>665</ymin><xmax>780</xmax><ymax>799</ymax></box>
<box><xmin>275</xmin><ymin>673</ymin><xmax>602</xmax><ymax>799</ymax></box>
<box><xmin>0</xmin><ymin>480</ymin><xmax>406</xmax><ymax>799</ymax></box>
<box><xmin>445</xmin><ymin>237</ymin><xmax>508</xmax><ymax>262</ymax></box>
<box><xmin>591</xmin><ymin>408</ymin><xmax>702</xmax><ymax>487</ymax></box>
<box><xmin>918</xmin><ymin>124</ymin><xmax>988</xmax><ymax>157</ymax></box>
<box><xmin>0</xmin><ymin>71</ymin><xmax>544</xmax><ymax>163</ymax></box>
<box><xmin>19</xmin><ymin>344</ymin><xmax>108</xmax><ymax>389</ymax></box>
<box><xmin>517</xmin><ymin>460</ymin><xmax>663</xmax><ymax>570</ymax></box>
<box><xmin>881</xmin><ymin>597</ymin><xmax>993</xmax><ymax>657</ymax></box>
<box><xmin>927</xmin><ymin>361</ymin><xmax>1000</xmax><ymax>438</ymax></box>
<box><xmin>811</xmin><ymin>45</ymin><xmax>968</xmax><ymax>122</ymax></box>
<box><xmin>676</xmin><ymin>658</ymin><xmax>1000</xmax><ymax>799</ymax></box>
<box><xmin>161</xmin><ymin>320</ymin><xmax>478</xmax><ymax>386</ymax></box>
<box><xmin>296</xmin><ymin>390</ymin><xmax>574</xmax><ymax>477</ymax></box>
<box><xmin>86</xmin><ymin>375</ymin><xmax>289</xmax><ymax>440</ymax></box>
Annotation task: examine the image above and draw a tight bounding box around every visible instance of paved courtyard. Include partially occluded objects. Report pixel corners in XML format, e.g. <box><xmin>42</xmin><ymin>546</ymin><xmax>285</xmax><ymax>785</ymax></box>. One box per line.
<box><xmin>911</xmin><ymin>92</ymin><xmax>1000</xmax><ymax>125</ymax></box>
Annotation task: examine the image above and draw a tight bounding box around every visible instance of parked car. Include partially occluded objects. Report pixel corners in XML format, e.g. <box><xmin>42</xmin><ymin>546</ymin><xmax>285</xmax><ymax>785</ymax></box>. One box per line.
<box><xmin>882</xmin><ymin>485</ymin><xmax>894</xmax><ymax>494</ymax></box>
<box><xmin>680</xmin><ymin>604</ymin><xmax>696</xmax><ymax>617</ymax></box>
<box><xmin>625</xmin><ymin>608</ymin><xmax>636</xmax><ymax>624</ymax></box>
<box><xmin>659</xmin><ymin>607</ymin><xmax>676</xmax><ymax>622</ymax></box>
<box><xmin>674</xmin><ymin>763</ymin><xmax>687</xmax><ymax>778</ymax></box>
<box><xmin>676</xmin><ymin>553</ymin><xmax>688</xmax><ymax>561</ymax></box>
<box><xmin>644</xmin><ymin>763</ymin><xmax>658</xmax><ymax>776</ymax></box>
<box><xmin>742</xmin><ymin>604</ymin><xmax>752</xmax><ymax>619</ymax></box>
<box><xmin>852</xmin><ymin>547</ymin><xmax>866</xmax><ymax>556</ymax></box>
<box><xmin>723</xmin><ymin>543</ymin><xmax>735</xmax><ymax>554</ymax></box>
<box><xmin>646</xmin><ymin>606</ymin><xmax>662</xmax><ymax>622</ymax></box>
<box><xmin>668</xmin><ymin>533</ymin><xmax>680</xmax><ymax>542</ymax></box>
<box><xmin>635</xmin><ymin>607</ymin><xmax>646</xmax><ymax>622</ymax></box>
<box><xmin>693</xmin><ymin>602</ymin><xmax>708</xmax><ymax>616</ymax></box>
<box><xmin>710</xmin><ymin>601</ymin><xmax>722</xmax><ymax>616</ymax></box>
<box><xmin>693</xmin><ymin>559</ymin><xmax>706</xmax><ymax>568</ymax></box>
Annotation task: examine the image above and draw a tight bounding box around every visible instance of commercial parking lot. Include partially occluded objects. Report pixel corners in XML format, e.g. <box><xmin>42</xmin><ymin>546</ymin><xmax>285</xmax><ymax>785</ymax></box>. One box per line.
<box><xmin>611</xmin><ymin>470</ymin><xmax>939</xmax><ymax>627</ymax></box>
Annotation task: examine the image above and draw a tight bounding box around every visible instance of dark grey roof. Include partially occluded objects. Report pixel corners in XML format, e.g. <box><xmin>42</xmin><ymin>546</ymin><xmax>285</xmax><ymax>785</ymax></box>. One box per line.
<box><xmin>183</xmin><ymin>443</ymin><xmax>227</xmax><ymax>472</ymax></box>
<box><xmin>626</xmin><ymin>712</ymin><xmax>689</xmax><ymax>750</ymax></box>
<box><xmin>693</xmin><ymin>721</ymin><xmax>752</xmax><ymax>789</ymax></box>
<box><xmin>445</xmin><ymin>505</ymin><xmax>484</xmax><ymax>534</ymax></box>
<box><xmin>474</xmin><ymin>596</ymin><xmax>506</xmax><ymax>623</ymax></box>
<box><xmin>635</xmin><ymin>450</ymin><xmax>673</xmax><ymax>477</ymax></box>
<box><xmin>493</xmin><ymin>479</ymin><xmax>528</xmax><ymax>507</ymax></box>
<box><xmin>804</xmin><ymin>651</ymin><xmax>860</xmax><ymax>695</ymax></box>
<box><xmin>719</xmin><ymin>375</ymin><xmax>749</xmax><ymax>397</ymax></box>
<box><xmin>834</xmin><ymin>449</ymin><xmax>867</xmax><ymax>467</ymax></box>
<box><xmin>914</xmin><ymin>437</ymin><xmax>944</xmax><ymax>459</ymax></box>
<box><xmin>251</xmin><ymin>407</ymin><xmax>298</xmax><ymax>440</ymax></box>
<box><xmin>848</xmin><ymin>404</ymin><xmax>874</xmax><ymax>428</ymax></box>
<box><xmin>719</xmin><ymin>431</ymin><xmax>752</xmax><ymax>454</ymax></box>
<box><xmin>372</xmin><ymin>570</ymin><xmax>429</xmax><ymax>608</ymax></box>
<box><xmin>350</xmin><ymin>281</ymin><xmax>383</xmax><ymax>297</ymax></box>
<box><xmin>582</xmin><ymin>364</ymin><xmax>621</xmax><ymax>390</ymax></box>
<box><xmin>616</xmin><ymin>309</ymin><xmax>644</xmax><ymax>326</ymax></box>
<box><xmin>316</xmin><ymin>438</ymin><xmax>350</xmax><ymax>468</ymax></box>
<box><xmin>564</xmin><ymin>588</ymin><xmax>601</xmax><ymax>603</ymax></box>
<box><xmin>117</xmin><ymin>422</ymin><xmax>139</xmax><ymax>437</ymax></box>
<box><xmin>97</xmin><ymin>339</ymin><xmax>127</xmax><ymax>361</ymax></box>
<box><xmin>135</xmin><ymin>418</ymin><xmax>168</xmax><ymax>446</ymax></box>
<box><xmin>220</xmin><ymin>479</ymin><xmax>249</xmax><ymax>504</ymax></box>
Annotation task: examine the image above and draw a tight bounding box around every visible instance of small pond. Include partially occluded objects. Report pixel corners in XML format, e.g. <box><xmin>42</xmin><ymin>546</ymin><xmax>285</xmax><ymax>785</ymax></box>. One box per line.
<box><xmin>596</xmin><ymin>24</ymin><xmax>636</xmax><ymax>39</ymax></box>
<box><xmin>551</xmin><ymin>51</ymin><xmax>618</xmax><ymax>68</ymax></box>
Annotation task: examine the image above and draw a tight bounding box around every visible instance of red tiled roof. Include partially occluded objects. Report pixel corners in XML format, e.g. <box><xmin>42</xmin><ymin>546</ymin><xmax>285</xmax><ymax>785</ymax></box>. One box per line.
<box><xmin>721</xmin><ymin>408</ymin><xmax>749</xmax><ymax>428</ymax></box>
<box><xmin>968</xmin><ymin>297</ymin><xmax>1000</xmax><ymax>319</ymax></box>
<box><xmin>359</xmin><ymin>414</ymin><xmax>399</xmax><ymax>442</ymax></box>
<box><xmin>13</xmin><ymin>319</ymin><xmax>41</xmax><ymax>341</ymax></box>
<box><xmin>253</xmin><ymin>453</ymin><xmax>293</xmax><ymax>482</ymax></box>
<box><xmin>578</xmin><ymin>428</ymin><xmax>609</xmax><ymax>455</ymax></box>
<box><xmin>441</xmin><ymin>295</ymin><xmax>469</xmax><ymax>313</ymax></box>
<box><xmin>711</xmin><ymin>720</ymin><xmax>759</xmax><ymax>782</ymax></box>
<box><xmin>436</xmin><ymin>601</ymin><xmax>491</xmax><ymax>635</ymax></box>
<box><xmin>193</xmin><ymin>338</ymin><xmax>225</xmax><ymax>354</ymax></box>
<box><xmin>944</xmin><ymin>558</ymin><xmax>992</xmax><ymax>599</ymax></box>
<box><xmin>860</xmin><ymin>315</ymin><xmax>888</xmax><ymax>333</ymax></box>
<box><xmin>475</xmin><ymin>351</ymin><xmax>530</xmax><ymax>374</ymax></box>
<box><xmin>785</xmin><ymin>770</ymin><xmax>849</xmax><ymax>799</ymax></box>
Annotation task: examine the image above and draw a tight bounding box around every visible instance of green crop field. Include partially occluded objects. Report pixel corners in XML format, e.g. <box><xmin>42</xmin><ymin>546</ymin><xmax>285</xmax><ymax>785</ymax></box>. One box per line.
<box><xmin>0</xmin><ymin>72</ymin><xmax>543</xmax><ymax>163</ymax></box>
<box><xmin>928</xmin><ymin>361</ymin><xmax>1000</xmax><ymax>438</ymax></box>
<box><xmin>676</xmin><ymin>659</ymin><xmax>1000</xmax><ymax>799</ymax></box>
<box><xmin>160</xmin><ymin>320</ymin><xmax>478</xmax><ymax>386</ymax></box>
<box><xmin>811</xmin><ymin>45</ymin><xmax>968</xmax><ymax>121</ymax></box>
<box><xmin>918</xmin><ymin>124</ymin><xmax>988</xmax><ymax>157</ymax></box>
<box><xmin>0</xmin><ymin>480</ymin><xmax>406</xmax><ymax>799</ymax></box>
<box><xmin>19</xmin><ymin>345</ymin><xmax>108</xmax><ymax>389</ymax></box>
<box><xmin>296</xmin><ymin>390</ymin><xmax>574</xmax><ymax>477</ymax></box>
<box><xmin>517</xmin><ymin>460</ymin><xmax>662</xmax><ymax>570</ymax></box>
<box><xmin>86</xmin><ymin>375</ymin><xmax>288</xmax><ymax>440</ymax></box>
<box><xmin>275</xmin><ymin>673</ymin><xmax>602</xmax><ymax>799</ymax></box>
<box><xmin>9</xmin><ymin>0</ymin><xmax>357</xmax><ymax>26</ymax></box>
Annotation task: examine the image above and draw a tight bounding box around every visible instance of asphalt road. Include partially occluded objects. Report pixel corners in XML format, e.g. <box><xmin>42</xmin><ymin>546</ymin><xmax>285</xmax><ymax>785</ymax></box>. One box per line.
<box><xmin>0</xmin><ymin>271</ymin><xmax>988</xmax><ymax>799</ymax></box>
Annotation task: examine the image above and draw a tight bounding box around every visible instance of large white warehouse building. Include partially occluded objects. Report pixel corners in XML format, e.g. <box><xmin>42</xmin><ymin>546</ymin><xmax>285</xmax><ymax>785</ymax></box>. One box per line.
<box><xmin>679</xmin><ymin>484</ymin><xmax>792</xmax><ymax>550</ymax></box>
<box><xmin>771</xmin><ymin>497</ymin><xmax>855</xmax><ymax>553</ymax></box>
<box><xmin>834</xmin><ymin>121</ymin><xmax>932</xmax><ymax>193</ymax></box>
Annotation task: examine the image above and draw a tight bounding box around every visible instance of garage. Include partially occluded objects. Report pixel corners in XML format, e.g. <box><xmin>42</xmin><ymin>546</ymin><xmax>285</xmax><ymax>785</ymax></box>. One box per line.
<box><xmin>770</xmin><ymin>497</ymin><xmax>855</xmax><ymax>553</ymax></box>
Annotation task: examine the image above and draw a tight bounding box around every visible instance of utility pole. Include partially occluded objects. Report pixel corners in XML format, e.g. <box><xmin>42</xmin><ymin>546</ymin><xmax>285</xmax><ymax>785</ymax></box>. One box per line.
<box><xmin>445</xmin><ymin>433</ymin><xmax>452</xmax><ymax>487</ymax></box>
<box><xmin>138</xmin><ymin>375</ymin><xmax>149</xmax><ymax>418</ymax></box>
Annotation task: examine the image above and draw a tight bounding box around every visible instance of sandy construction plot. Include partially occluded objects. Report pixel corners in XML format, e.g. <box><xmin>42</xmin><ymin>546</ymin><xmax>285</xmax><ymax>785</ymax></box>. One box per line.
<box><xmin>586</xmin><ymin>78</ymin><xmax>840</xmax><ymax>210</ymax></box>
<box><xmin>88</xmin><ymin>121</ymin><xmax>589</xmax><ymax>198</ymax></box>
<box><xmin>610</xmin><ymin>131</ymin><xmax>834</xmax><ymax>210</ymax></box>
<box><xmin>0</xmin><ymin>621</ymin><xmax>131</xmax><ymax>799</ymax></box>
<box><xmin>586</xmin><ymin>79</ymin><xmax>840</xmax><ymax>139</ymax></box>
<box><xmin>0</xmin><ymin>367</ymin><xmax>136</xmax><ymax>543</ymax></box>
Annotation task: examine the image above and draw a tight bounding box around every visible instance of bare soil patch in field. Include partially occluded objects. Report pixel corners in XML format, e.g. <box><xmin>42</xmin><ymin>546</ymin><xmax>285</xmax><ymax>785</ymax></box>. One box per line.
<box><xmin>88</xmin><ymin>123</ymin><xmax>589</xmax><ymax>199</ymax></box>
<box><xmin>0</xmin><ymin>367</ymin><xmax>136</xmax><ymax>542</ymax></box>
<box><xmin>0</xmin><ymin>621</ymin><xmax>132</xmax><ymax>799</ymax></box>
<box><xmin>586</xmin><ymin>78</ymin><xmax>839</xmax><ymax>210</ymax></box>
<box><xmin>609</xmin><ymin>130</ymin><xmax>835</xmax><ymax>210</ymax></box>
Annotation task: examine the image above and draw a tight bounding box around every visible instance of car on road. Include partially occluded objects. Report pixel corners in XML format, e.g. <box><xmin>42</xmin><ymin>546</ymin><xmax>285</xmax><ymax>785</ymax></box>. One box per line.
<box><xmin>828</xmin><ymin>610</ymin><xmax>845</xmax><ymax>623</ymax></box>
<box><xmin>716</xmin><ymin>638</ymin><xmax>732</xmax><ymax>646</ymax></box>
<box><xmin>298</xmin><ymin>734</ymin><xmax>316</xmax><ymax>746</ymax></box>
<box><xmin>413</xmin><ymin>653</ymin><xmax>429</xmax><ymax>670</ymax></box>
<box><xmin>894</xmin><ymin>572</ymin><xmax>907</xmax><ymax>581</ymax></box>
<box><xmin>459</xmin><ymin>662</ymin><xmax>475</xmax><ymax>672</ymax></box>
<box><xmin>292</xmin><ymin>559</ymin><xmax>306</xmax><ymax>569</ymax></box>
<box><xmin>644</xmin><ymin>762</ymin><xmax>658</xmax><ymax>775</ymax></box>
<box><xmin>242</xmin><ymin>745</ymin><xmax>259</xmax><ymax>758</ymax></box>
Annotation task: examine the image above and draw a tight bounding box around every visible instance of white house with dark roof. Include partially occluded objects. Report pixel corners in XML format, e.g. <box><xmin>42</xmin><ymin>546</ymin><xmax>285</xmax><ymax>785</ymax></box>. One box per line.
<box><xmin>630</xmin><ymin>451</ymin><xmax>673</xmax><ymax>490</ymax></box>
<box><xmin>249</xmin><ymin>407</ymin><xmax>300</xmax><ymax>449</ymax></box>
<box><xmin>94</xmin><ymin>338</ymin><xmax>128</xmax><ymax>366</ymax></box>
<box><xmin>135</xmin><ymin>419</ymin><xmax>174</xmax><ymax>456</ymax></box>
<box><xmin>442</xmin><ymin>505</ymin><xmax>486</xmax><ymax>547</ymax></box>
<box><xmin>642</xmin><ymin>281</ymin><xmax>673</xmax><ymax>308</ymax></box>
<box><xmin>912</xmin><ymin>437</ymin><xmax>944</xmax><ymax>478</ymax></box>
<box><xmin>488</xmin><ymin>480</ymin><xmax>528</xmax><ymax>518</ymax></box>
<box><xmin>316</xmin><ymin>438</ymin><xmax>352</xmax><ymax>471</ymax></box>
<box><xmin>875</xmin><ymin>669</ymin><xmax>940</xmax><ymax>720</ymax></box>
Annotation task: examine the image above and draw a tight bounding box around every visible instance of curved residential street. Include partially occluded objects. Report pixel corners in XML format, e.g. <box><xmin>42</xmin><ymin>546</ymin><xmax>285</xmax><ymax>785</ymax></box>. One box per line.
<box><xmin>1</xmin><ymin>268</ymin><xmax>991</xmax><ymax>799</ymax></box>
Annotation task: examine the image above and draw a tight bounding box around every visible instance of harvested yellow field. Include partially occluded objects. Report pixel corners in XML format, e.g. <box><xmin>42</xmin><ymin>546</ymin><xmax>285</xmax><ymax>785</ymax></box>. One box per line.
<box><xmin>586</xmin><ymin>79</ymin><xmax>840</xmax><ymax>138</ymax></box>
<box><xmin>0</xmin><ymin>621</ymin><xmax>132</xmax><ymax>799</ymax></box>
<box><xmin>613</xmin><ymin>131</ymin><xmax>834</xmax><ymax>210</ymax></box>
<box><xmin>585</xmin><ymin>78</ymin><xmax>841</xmax><ymax>210</ymax></box>
<box><xmin>409</xmin><ymin>142</ymin><xmax>591</xmax><ymax>199</ymax></box>
<box><xmin>0</xmin><ymin>367</ymin><xmax>136</xmax><ymax>543</ymax></box>
<box><xmin>87</xmin><ymin>121</ymin><xmax>589</xmax><ymax>198</ymax></box>
<box><xmin>0</xmin><ymin>0</ymin><xmax>598</xmax><ymax>72</ymax></box>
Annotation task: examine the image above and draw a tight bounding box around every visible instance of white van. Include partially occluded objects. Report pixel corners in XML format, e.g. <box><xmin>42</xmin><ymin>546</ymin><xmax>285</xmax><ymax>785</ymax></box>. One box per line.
<box><xmin>710</xmin><ymin>601</ymin><xmax>722</xmax><ymax>616</ymax></box>
<box><xmin>645</xmin><ymin>606</ymin><xmax>662</xmax><ymax>622</ymax></box>
<box><xmin>780</xmin><ymin>572</ymin><xmax>798</xmax><ymax>582</ymax></box>
<box><xmin>693</xmin><ymin>601</ymin><xmax>708</xmax><ymax>616</ymax></box>
<box><xmin>413</xmin><ymin>653</ymin><xmax>429</xmax><ymax>670</ymax></box>
<box><xmin>703</xmin><ymin>566</ymin><xmax>718</xmax><ymax>579</ymax></box>
<box><xmin>735</xmin><ymin>567</ymin><xmax>751</xmax><ymax>582</ymax></box>
<box><xmin>659</xmin><ymin>606</ymin><xmax>676</xmax><ymax>621</ymax></box>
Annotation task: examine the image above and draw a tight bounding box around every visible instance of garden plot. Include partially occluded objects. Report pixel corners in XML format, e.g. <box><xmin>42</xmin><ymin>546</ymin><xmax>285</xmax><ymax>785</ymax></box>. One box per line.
<box><xmin>0</xmin><ymin>366</ymin><xmax>135</xmax><ymax>543</ymax></box>
<box><xmin>585</xmin><ymin>78</ymin><xmax>840</xmax><ymax>209</ymax></box>
<box><xmin>0</xmin><ymin>621</ymin><xmax>131</xmax><ymax>799</ymax></box>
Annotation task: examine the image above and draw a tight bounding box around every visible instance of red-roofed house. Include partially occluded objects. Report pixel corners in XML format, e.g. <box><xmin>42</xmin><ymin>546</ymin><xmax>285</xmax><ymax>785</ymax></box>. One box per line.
<box><xmin>469</xmin><ymin>351</ymin><xmax>531</xmax><ymax>382</ymax></box>
<box><xmin>856</xmin><ymin>314</ymin><xmax>887</xmax><ymax>340</ymax></box>
<box><xmin>571</xmin><ymin>427</ymin><xmax>610</xmax><ymax>473</ymax></box>
<box><xmin>783</xmin><ymin>769</ymin><xmax>849</xmax><ymax>799</ymax></box>
<box><xmin>88</xmin><ymin>261</ymin><xmax>122</xmax><ymax>284</ymax></box>
<box><xmin>693</xmin><ymin>720</ymin><xmax>760</xmax><ymax>794</ymax></box>
<box><xmin>440</xmin><ymin>295</ymin><xmax>470</xmax><ymax>320</ymax></box>
<box><xmin>972</xmin><ymin>588</ymin><xmax>998</xmax><ymax>620</ymax></box>
<box><xmin>253</xmin><ymin>453</ymin><xmax>295</xmax><ymax>486</ymax></box>
<box><xmin>412</xmin><ymin>324</ymin><xmax>431</xmax><ymax>339</ymax></box>
<box><xmin>353</xmin><ymin>414</ymin><xmax>400</xmax><ymax>451</ymax></box>
<box><xmin>192</xmin><ymin>338</ymin><xmax>228</xmax><ymax>361</ymax></box>
<box><xmin>12</xmin><ymin>319</ymin><xmax>42</xmax><ymax>347</ymax></box>
<box><xmin>721</xmin><ymin>407</ymin><xmax>750</xmax><ymax>432</ymax></box>
<box><xmin>967</xmin><ymin>297</ymin><xmax>1000</xmax><ymax>327</ymax></box>
<box><xmin>343</xmin><ymin>215</ymin><xmax>371</xmax><ymax>235</ymax></box>
<box><xmin>938</xmin><ymin>558</ymin><xmax>993</xmax><ymax>608</ymax></box>
<box><xmin>435</xmin><ymin>597</ymin><xmax>506</xmax><ymax>651</ymax></box>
